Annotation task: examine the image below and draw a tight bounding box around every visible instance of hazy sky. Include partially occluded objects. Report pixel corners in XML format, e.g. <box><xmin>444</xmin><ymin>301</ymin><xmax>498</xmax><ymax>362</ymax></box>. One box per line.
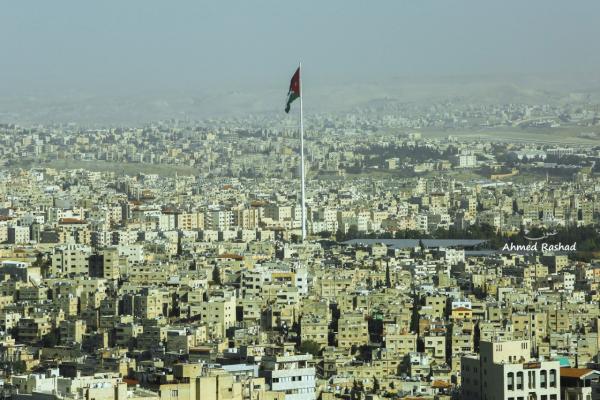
<box><xmin>2</xmin><ymin>0</ymin><xmax>600</xmax><ymax>96</ymax></box>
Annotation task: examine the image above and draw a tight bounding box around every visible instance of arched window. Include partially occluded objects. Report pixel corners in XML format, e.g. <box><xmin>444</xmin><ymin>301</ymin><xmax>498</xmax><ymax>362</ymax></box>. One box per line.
<box><xmin>540</xmin><ymin>370</ymin><xmax>547</xmax><ymax>388</ymax></box>
<box><xmin>528</xmin><ymin>370</ymin><xmax>536</xmax><ymax>389</ymax></box>
<box><xmin>516</xmin><ymin>372</ymin><xmax>524</xmax><ymax>390</ymax></box>
<box><xmin>507</xmin><ymin>372</ymin><xmax>514</xmax><ymax>390</ymax></box>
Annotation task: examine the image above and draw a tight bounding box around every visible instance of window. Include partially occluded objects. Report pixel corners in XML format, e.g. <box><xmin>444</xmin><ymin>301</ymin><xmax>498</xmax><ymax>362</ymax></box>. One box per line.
<box><xmin>516</xmin><ymin>372</ymin><xmax>523</xmax><ymax>390</ymax></box>
<box><xmin>549</xmin><ymin>370</ymin><xmax>556</xmax><ymax>388</ymax></box>
<box><xmin>507</xmin><ymin>372</ymin><xmax>514</xmax><ymax>390</ymax></box>
<box><xmin>540</xmin><ymin>370</ymin><xmax>547</xmax><ymax>388</ymax></box>
<box><xmin>528</xmin><ymin>370</ymin><xmax>536</xmax><ymax>388</ymax></box>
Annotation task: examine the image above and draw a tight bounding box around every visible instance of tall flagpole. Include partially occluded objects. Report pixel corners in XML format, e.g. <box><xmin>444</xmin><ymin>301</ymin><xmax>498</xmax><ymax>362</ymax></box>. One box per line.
<box><xmin>299</xmin><ymin>62</ymin><xmax>307</xmax><ymax>241</ymax></box>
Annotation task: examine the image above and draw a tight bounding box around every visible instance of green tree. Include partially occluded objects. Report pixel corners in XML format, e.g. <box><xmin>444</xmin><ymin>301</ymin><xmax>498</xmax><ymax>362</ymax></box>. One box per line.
<box><xmin>385</xmin><ymin>262</ymin><xmax>391</xmax><ymax>288</ymax></box>
<box><xmin>33</xmin><ymin>253</ymin><xmax>51</xmax><ymax>278</ymax></box>
<box><xmin>12</xmin><ymin>360</ymin><xmax>27</xmax><ymax>374</ymax></box>
<box><xmin>42</xmin><ymin>329</ymin><xmax>59</xmax><ymax>348</ymax></box>
<box><xmin>298</xmin><ymin>340</ymin><xmax>321</xmax><ymax>356</ymax></box>
<box><xmin>418</xmin><ymin>239</ymin><xmax>426</xmax><ymax>253</ymax></box>
<box><xmin>372</xmin><ymin>377</ymin><xmax>380</xmax><ymax>393</ymax></box>
<box><xmin>351</xmin><ymin>379</ymin><xmax>360</xmax><ymax>400</ymax></box>
<box><xmin>212</xmin><ymin>265</ymin><xmax>222</xmax><ymax>285</ymax></box>
<box><xmin>345</xmin><ymin>225</ymin><xmax>359</xmax><ymax>240</ymax></box>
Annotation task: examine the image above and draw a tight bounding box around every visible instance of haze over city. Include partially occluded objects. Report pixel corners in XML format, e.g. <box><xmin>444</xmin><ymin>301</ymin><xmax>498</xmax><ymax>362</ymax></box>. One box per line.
<box><xmin>1</xmin><ymin>2</ymin><xmax>600</xmax><ymax>400</ymax></box>
<box><xmin>2</xmin><ymin>1</ymin><xmax>600</xmax><ymax>123</ymax></box>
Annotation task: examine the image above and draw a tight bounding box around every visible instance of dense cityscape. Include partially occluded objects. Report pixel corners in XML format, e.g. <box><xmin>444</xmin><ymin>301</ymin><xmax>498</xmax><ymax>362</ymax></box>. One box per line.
<box><xmin>4</xmin><ymin>1</ymin><xmax>600</xmax><ymax>399</ymax></box>
<box><xmin>0</xmin><ymin>96</ymin><xmax>597</xmax><ymax>400</ymax></box>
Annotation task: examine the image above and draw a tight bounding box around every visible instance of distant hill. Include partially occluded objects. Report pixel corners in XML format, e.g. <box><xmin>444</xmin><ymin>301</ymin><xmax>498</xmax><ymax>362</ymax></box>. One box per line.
<box><xmin>2</xmin><ymin>73</ymin><xmax>600</xmax><ymax>125</ymax></box>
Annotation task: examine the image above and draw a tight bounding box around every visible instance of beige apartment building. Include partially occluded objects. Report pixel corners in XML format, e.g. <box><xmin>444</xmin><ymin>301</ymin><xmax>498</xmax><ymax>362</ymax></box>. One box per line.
<box><xmin>158</xmin><ymin>365</ymin><xmax>243</xmax><ymax>400</ymax></box>
<box><xmin>50</xmin><ymin>244</ymin><xmax>91</xmax><ymax>277</ymax></box>
<box><xmin>423</xmin><ymin>334</ymin><xmax>446</xmax><ymax>362</ymax></box>
<box><xmin>383</xmin><ymin>324</ymin><xmax>417</xmax><ymax>355</ymax></box>
<box><xmin>190</xmin><ymin>295</ymin><xmax>236</xmax><ymax>339</ymax></box>
<box><xmin>337</xmin><ymin>313</ymin><xmax>368</xmax><ymax>349</ymax></box>
<box><xmin>89</xmin><ymin>248</ymin><xmax>121</xmax><ymax>280</ymax></box>
<box><xmin>300</xmin><ymin>316</ymin><xmax>329</xmax><ymax>349</ymax></box>
<box><xmin>461</xmin><ymin>340</ymin><xmax>560</xmax><ymax>400</ymax></box>
<box><xmin>177</xmin><ymin>211</ymin><xmax>205</xmax><ymax>230</ymax></box>
<box><xmin>423</xmin><ymin>295</ymin><xmax>447</xmax><ymax>320</ymax></box>
<box><xmin>59</xmin><ymin>319</ymin><xmax>86</xmax><ymax>345</ymax></box>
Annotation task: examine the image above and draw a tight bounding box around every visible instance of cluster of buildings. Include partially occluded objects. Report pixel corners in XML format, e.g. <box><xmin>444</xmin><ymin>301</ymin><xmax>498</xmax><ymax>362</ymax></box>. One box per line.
<box><xmin>0</xmin><ymin>118</ymin><xmax>597</xmax><ymax>400</ymax></box>
<box><xmin>0</xmin><ymin>160</ymin><xmax>598</xmax><ymax>249</ymax></box>
<box><xmin>1</xmin><ymin>109</ymin><xmax>600</xmax><ymax>182</ymax></box>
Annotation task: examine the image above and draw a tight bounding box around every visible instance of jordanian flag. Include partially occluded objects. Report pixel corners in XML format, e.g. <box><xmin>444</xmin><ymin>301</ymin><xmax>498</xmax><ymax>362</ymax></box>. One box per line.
<box><xmin>285</xmin><ymin>67</ymin><xmax>300</xmax><ymax>113</ymax></box>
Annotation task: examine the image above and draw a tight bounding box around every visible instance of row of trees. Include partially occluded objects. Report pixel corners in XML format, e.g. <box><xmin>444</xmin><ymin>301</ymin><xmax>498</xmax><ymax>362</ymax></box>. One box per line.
<box><xmin>326</xmin><ymin>224</ymin><xmax>600</xmax><ymax>260</ymax></box>
<box><xmin>330</xmin><ymin>224</ymin><xmax>501</xmax><ymax>244</ymax></box>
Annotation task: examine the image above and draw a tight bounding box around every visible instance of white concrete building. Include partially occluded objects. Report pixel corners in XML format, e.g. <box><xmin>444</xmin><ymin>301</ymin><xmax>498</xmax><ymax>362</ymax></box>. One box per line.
<box><xmin>8</xmin><ymin>226</ymin><xmax>30</xmax><ymax>244</ymax></box>
<box><xmin>261</xmin><ymin>353</ymin><xmax>316</xmax><ymax>400</ymax></box>
<box><xmin>461</xmin><ymin>339</ymin><xmax>560</xmax><ymax>400</ymax></box>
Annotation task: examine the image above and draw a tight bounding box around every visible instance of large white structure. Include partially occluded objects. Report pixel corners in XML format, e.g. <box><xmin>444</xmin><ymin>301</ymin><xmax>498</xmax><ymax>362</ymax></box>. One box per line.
<box><xmin>261</xmin><ymin>353</ymin><xmax>316</xmax><ymax>400</ymax></box>
<box><xmin>241</xmin><ymin>263</ymin><xmax>309</xmax><ymax>297</ymax></box>
<box><xmin>8</xmin><ymin>226</ymin><xmax>30</xmax><ymax>245</ymax></box>
<box><xmin>461</xmin><ymin>339</ymin><xmax>560</xmax><ymax>400</ymax></box>
<box><xmin>456</xmin><ymin>154</ymin><xmax>477</xmax><ymax>168</ymax></box>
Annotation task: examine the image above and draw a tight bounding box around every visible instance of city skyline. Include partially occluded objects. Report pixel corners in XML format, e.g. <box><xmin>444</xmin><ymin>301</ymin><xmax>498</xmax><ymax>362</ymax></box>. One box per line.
<box><xmin>1</xmin><ymin>3</ymin><xmax>600</xmax><ymax>400</ymax></box>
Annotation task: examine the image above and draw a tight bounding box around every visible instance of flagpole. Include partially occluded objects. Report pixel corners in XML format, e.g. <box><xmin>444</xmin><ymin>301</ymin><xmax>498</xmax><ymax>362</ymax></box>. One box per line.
<box><xmin>299</xmin><ymin>62</ymin><xmax>307</xmax><ymax>241</ymax></box>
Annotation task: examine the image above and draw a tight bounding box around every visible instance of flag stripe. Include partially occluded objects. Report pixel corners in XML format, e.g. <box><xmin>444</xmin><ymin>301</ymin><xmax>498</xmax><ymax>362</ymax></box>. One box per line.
<box><xmin>285</xmin><ymin>67</ymin><xmax>300</xmax><ymax>113</ymax></box>
<box><xmin>285</xmin><ymin>92</ymin><xmax>299</xmax><ymax>113</ymax></box>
